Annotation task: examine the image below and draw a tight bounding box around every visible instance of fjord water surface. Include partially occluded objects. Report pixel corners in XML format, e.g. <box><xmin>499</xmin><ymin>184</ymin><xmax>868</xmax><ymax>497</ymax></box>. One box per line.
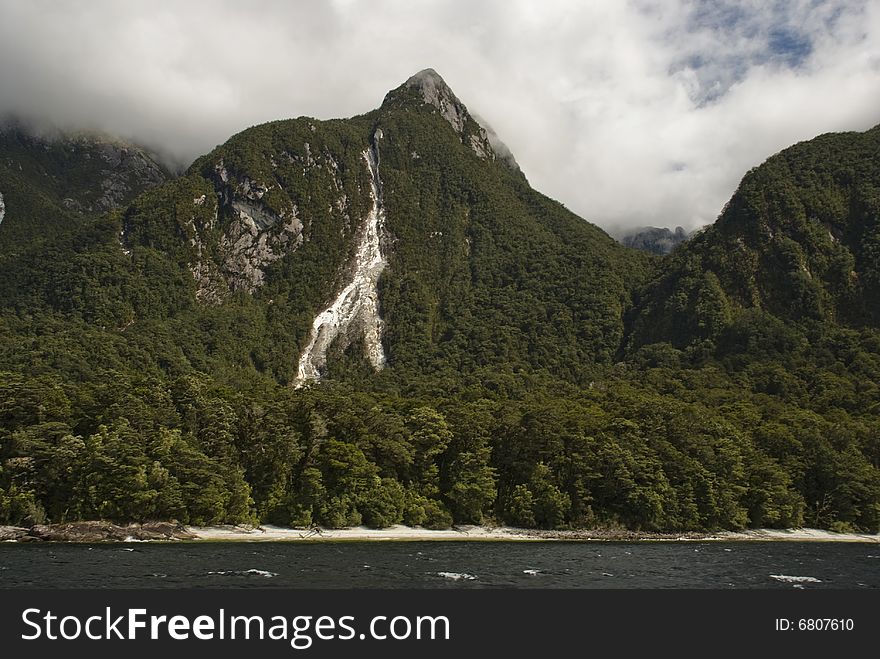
<box><xmin>2</xmin><ymin>541</ymin><xmax>878</xmax><ymax>589</ymax></box>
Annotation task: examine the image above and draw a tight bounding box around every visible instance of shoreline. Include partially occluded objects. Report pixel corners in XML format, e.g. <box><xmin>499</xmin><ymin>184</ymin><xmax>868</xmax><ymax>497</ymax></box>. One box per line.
<box><xmin>3</xmin><ymin>522</ymin><xmax>878</xmax><ymax>544</ymax></box>
<box><xmin>190</xmin><ymin>524</ymin><xmax>880</xmax><ymax>544</ymax></box>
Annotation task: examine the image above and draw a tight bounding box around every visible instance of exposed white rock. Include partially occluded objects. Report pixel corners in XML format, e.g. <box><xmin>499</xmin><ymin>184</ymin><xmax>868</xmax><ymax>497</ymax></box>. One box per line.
<box><xmin>295</xmin><ymin>143</ymin><xmax>388</xmax><ymax>386</ymax></box>
<box><xmin>194</xmin><ymin>194</ymin><xmax>206</xmax><ymax>206</ymax></box>
<box><xmin>0</xmin><ymin>191</ymin><xmax>5</xmax><ymax>225</ymax></box>
<box><xmin>119</xmin><ymin>228</ymin><xmax>131</xmax><ymax>257</ymax></box>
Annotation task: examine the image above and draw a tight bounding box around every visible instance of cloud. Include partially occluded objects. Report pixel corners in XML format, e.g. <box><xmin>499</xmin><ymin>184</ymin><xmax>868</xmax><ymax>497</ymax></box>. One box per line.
<box><xmin>0</xmin><ymin>0</ymin><xmax>877</xmax><ymax>231</ymax></box>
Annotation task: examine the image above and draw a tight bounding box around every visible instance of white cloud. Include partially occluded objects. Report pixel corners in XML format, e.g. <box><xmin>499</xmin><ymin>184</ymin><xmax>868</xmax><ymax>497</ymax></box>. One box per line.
<box><xmin>0</xmin><ymin>0</ymin><xmax>877</xmax><ymax>231</ymax></box>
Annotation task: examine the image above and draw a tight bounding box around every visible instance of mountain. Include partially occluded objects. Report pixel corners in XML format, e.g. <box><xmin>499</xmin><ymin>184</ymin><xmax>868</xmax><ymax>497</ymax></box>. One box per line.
<box><xmin>619</xmin><ymin>226</ymin><xmax>691</xmax><ymax>255</ymax></box>
<box><xmin>0</xmin><ymin>72</ymin><xmax>877</xmax><ymax>535</ymax></box>
<box><xmin>628</xmin><ymin>124</ymin><xmax>880</xmax><ymax>351</ymax></box>
<box><xmin>111</xmin><ymin>68</ymin><xmax>651</xmax><ymax>385</ymax></box>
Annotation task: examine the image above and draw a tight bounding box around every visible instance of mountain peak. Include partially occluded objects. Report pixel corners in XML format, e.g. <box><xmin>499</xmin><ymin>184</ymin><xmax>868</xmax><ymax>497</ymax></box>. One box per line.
<box><xmin>405</xmin><ymin>67</ymin><xmax>447</xmax><ymax>86</ymax></box>
<box><xmin>383</xmin><ymin>69</ymin><xmax>523</xmax><ymax>176</ymax></box>
<box><xmin>392</xmin><ymin>68</ymin><xmax>469</xmax><ymax>134</ymax></box>
<box><xmin>404</xmin><ymin>68</ymin><xmax>453</xmax><ymax>97</ymax></box>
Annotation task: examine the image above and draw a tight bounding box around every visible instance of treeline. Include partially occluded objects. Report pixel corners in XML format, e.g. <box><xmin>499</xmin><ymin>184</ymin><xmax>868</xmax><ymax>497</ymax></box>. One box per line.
<box><xmin>2</xmin><ymin>338</ymin><xmax>878</xmax><ymax>532</ymax></box>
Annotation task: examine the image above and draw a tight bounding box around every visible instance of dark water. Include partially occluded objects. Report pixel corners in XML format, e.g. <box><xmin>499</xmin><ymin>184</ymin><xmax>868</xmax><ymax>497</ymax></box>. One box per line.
<box><xmin>1</xmin><ymin>541</ymin><xmax>877</xmax><ymax>589</ymax></box>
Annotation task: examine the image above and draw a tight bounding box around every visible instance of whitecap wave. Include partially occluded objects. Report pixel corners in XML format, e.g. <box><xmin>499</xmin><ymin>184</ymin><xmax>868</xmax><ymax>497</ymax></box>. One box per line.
<box><xmin>769</xmin><ymin>574</ymin><xmax>821</xmax><ymax>584</ymax></box>
<box><xmin>437</xmin><ymin>572</ymin><xmax>476</xmax><ymax>581</ymax></box>
<box><xmin>207</xmin><ymin>569</ymin><xmax>277</xmax><ymax>578</ymax></box>
<box><xmin>523</xmin><ymin>569</ymin><xmax>540</xmax><ymax>575</ymax></box>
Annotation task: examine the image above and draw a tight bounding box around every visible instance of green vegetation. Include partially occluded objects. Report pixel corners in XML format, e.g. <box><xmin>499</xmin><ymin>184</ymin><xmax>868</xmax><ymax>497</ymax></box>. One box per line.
<box><xmin>0</xmin><ymin>101</ymin><xmax>878</xmax><ymax>533</ymax></box>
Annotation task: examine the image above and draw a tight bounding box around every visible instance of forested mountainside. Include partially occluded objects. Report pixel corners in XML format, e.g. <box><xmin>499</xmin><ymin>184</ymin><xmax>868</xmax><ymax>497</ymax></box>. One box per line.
<box><xmin>1</xmin><ymin>71</ymin><xmax>877</xmax><ymax>534</ymax></box>
<box><xmin>629</xmin><ymin>124</ymin><xmax>880</xmax><ymax>348</ymax></box>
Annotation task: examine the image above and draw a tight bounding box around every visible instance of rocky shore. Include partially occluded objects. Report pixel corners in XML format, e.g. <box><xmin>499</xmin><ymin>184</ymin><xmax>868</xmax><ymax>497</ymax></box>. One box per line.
<box><xmin>503</xmin><ymin>528</ymin><xmax>716</xmax><ymax>541</ymax></box>
<box><xmin>1</xmin><ymin>521</ymin><xmax>195</xmax><ymax>542</ymax></box>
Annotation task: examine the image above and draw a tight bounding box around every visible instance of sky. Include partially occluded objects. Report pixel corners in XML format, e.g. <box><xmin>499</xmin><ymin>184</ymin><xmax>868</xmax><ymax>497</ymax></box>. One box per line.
<box><xmin>0</xmin><ymin>0</ymin><xmax>878</xmax><ymax>232</ymax></box>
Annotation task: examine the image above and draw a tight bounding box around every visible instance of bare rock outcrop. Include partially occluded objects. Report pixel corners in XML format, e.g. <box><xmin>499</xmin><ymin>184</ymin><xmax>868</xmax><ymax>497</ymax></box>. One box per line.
<box><xmin>0</xmin><ymin>525</ymin><xmax>28</xmax><ymax>541</ymax></box>
<box><xmin>21</xmin><ymin>521</ymin><xmax>195</xmax><ymax>542</ymax></box>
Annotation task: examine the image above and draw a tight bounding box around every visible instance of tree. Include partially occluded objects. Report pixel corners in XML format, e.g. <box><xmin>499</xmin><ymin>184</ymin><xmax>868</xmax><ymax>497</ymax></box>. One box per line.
<box><xmin>505</xmin><ymin>484</ymin><xmax>535</xmax><ymax>527</ymax></box>
<box><xmin>446</xmin><ymin>448</ymin><xmax>496</xmax><ymax>524</ymax></box>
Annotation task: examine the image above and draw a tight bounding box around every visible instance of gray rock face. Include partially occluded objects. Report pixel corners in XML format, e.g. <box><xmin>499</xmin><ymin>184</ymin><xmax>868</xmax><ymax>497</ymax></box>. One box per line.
<box><xmin>405</xmin><ymin>68</ymin><xmax>468</xmax><ymax>134</ymax></box>
<box><xmin>88</xmin><ymin>140</ymin><xmax>167</xmax><ymax>212</ymax></box>
<box><xmin>189</xmin><ymin>138</ymin><xmax>362</xmax><ymax>304</ymax></box>
<box><xmin>187</xmin><ymin>162</ymin><xmax>307</xmax><ymax>298</ymax></box>
<box><xmin>221</xmin><ymin>200</ymin><xmax>303</xmax><ymax>293</ymax></box>
<box><xmin>0</xmin><ymin>190</ymin><xmax>5</xmax><ymax>225</ymax></box>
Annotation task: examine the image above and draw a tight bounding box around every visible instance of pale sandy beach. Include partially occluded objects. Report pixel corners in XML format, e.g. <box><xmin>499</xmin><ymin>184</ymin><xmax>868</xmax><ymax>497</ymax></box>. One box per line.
<box><xmin>5</xmin><ymin>522</ymin><xmax>877</xmax><ymax>543</ymax></box>
<box><xmin>190</xmin><ymin>524</ymin><xmax>529</xmax><ymax>542</ymax></box>
<box><xmin>717</xmin><ymin>528</ymin><xmax>880</xmax><ymax>543</ymax></box>
<box><xmin>188</xmin><ymin>524</ymin><xmax>880</xmax><ymax>543</ymax></box>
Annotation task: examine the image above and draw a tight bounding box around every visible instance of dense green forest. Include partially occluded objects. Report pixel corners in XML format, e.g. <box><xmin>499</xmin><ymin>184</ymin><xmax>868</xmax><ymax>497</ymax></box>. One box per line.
<box><xmin>1</xmin><ymin>75</ymin><xmax>878</xmax><ymax>533</ymax></box>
